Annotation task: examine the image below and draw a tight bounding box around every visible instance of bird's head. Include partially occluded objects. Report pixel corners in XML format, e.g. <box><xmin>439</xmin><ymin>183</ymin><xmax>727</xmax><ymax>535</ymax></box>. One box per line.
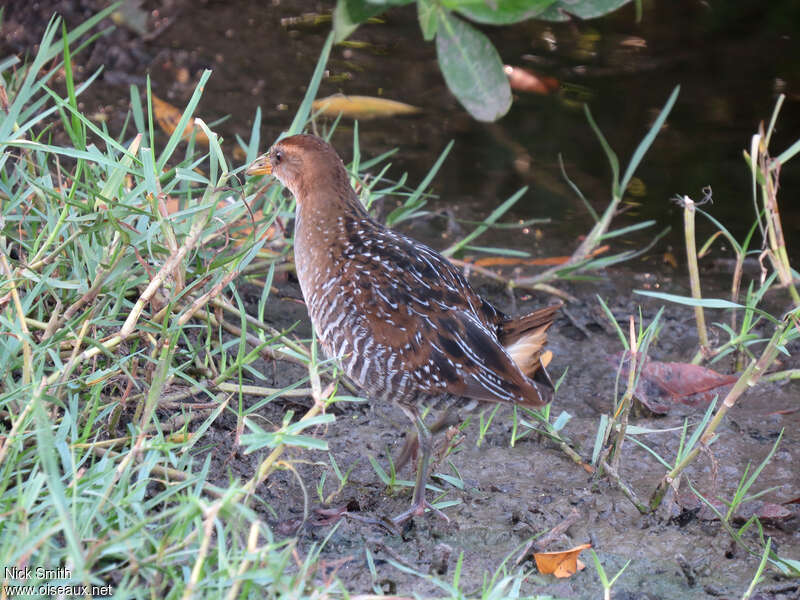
<box><xmin>246</xmin><ymin>134</ymin><xmax>350</xmax><ymax>203</ymax></box>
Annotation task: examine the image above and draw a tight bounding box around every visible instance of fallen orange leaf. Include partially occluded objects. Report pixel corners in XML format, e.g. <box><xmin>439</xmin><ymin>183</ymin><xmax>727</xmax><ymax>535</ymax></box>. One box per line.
<box><xmin>151</xmin><ymin>94</ymin><xmax>209</xmax><ymax>146</ymax></box>
<box><xmin>534</xmin><ymin>543</ymin><xmax>591</xmax><ymax>578</ymax></box>
<box><xmin>469</xmin><ymin>245</ymin><xmax>610</xmax><ymax>268</ymax></box>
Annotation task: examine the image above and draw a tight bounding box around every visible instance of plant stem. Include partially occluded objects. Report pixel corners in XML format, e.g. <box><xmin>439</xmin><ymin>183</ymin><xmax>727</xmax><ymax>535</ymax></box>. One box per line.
<box><xmin>516</xmin><ymin>187</ymin><xmax>622</xmax><ymax>286</ymax></box>
<box><xmin>757</xmin><ymin>129</ymin><xmax>800</xmax><ymax>306</ymax></box>
<box><xmin>681</xmin><ymin>196</ymin><xmax>709</xmax><ymax>357</ymax></box>
<box><xmin>649</xmin><ymin>315</ymin><xmax>791</xmax><ymax>510</ymax></box>
<box><xmin>600</xmin><ymin>459</ymin><xmax>649</xmax><ymax>514</ymax></box>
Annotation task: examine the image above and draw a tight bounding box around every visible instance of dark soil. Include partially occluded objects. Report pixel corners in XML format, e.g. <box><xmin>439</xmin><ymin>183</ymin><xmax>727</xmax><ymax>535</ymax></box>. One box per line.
<box><xmin>219</xmin><ymin>269</ymin><xmax>798</xmax><ymax>599</ymax></box>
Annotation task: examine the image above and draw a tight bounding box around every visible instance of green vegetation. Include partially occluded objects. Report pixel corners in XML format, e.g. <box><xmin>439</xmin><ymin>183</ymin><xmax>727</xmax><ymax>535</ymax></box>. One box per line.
<box><xmin>2</xmin><ymin>6</ymin><xmax>797</xmax><ymax>599</ymax></box>
<box><xmin>0</xmin><ymin>14</ymin><xmax>345</xmax><ymax>598</ymax></box>
<box><xmin>0</xmin><ymin>15</ymin><xmax>572</xmax><ymax>598</ymax></box>
<box><xmin>334</xmin><ymin>0</ymin><xmax>636</xmax><ymax>121</ymax></box>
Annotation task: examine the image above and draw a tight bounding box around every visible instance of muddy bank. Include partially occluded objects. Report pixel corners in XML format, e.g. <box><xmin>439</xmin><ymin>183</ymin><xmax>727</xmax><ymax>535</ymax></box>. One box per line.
<box><xmin>190</xmin><ymin>268</ymin><xmax>799</xmax><ymax>598</ymax></box>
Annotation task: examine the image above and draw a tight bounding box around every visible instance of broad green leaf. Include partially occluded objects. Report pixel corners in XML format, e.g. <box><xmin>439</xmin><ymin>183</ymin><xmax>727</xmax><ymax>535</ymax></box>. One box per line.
<box><xmin>454</xmin><ymin>0</ymin><xmax>556</xmax><ymax>25</ymax></box>
<box><xmin>418</xmin><ymin>0</ymin><xmax>438</xmax><ymax>40</ymax></box>
<box><xmin>539</xmin><ymin>0</ymin><xmax>632</xmax><ymax>21</ymax></box>
<box><xmin>333</xmin><ymin>0</ymin><xmax>386</xmax><ymax>42</ymax></box>
<box><xmin>436</xmin><ymin>12</ymin><xmax>511</xmax><ymax>122</ymax></box>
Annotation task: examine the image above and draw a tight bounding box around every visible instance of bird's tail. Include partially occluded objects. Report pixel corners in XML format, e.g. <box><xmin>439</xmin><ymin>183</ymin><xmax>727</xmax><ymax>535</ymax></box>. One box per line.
<box><xmin>500</xmin><ymin>304</ymin><xmax>560</xmax><ymax>392</ymax></box>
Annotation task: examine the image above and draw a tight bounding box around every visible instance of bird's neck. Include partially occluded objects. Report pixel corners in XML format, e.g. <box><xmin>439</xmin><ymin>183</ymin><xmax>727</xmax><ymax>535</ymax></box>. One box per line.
<box><xmin>293</xmin><ymin>184</ymin><xmax>370</xmax><ymax>297</ymax></box>
<box><xmin>294</xmin><ymin>183</ymin><xmax>368</xmax><ymax>241</ymax></box>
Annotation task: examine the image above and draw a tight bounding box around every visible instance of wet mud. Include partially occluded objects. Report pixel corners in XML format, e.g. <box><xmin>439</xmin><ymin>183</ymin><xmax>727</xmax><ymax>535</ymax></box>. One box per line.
<box><xmin>199</xmin><ymin>268</ymin><xmax>800</xmax><ymax>599</ymax></box>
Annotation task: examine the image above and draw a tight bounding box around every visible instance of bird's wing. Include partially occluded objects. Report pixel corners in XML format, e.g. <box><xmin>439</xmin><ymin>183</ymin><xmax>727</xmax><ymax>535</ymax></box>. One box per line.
<box><xmin>338</xmin><ymin>225</ymin><xmax>548</xmax><ymax>407</ymax></box>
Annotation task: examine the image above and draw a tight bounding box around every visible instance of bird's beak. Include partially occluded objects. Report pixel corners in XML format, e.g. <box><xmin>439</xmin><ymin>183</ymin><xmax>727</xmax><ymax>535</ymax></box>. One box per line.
<box><xmin>246</xmin><ymin>154</ymin><xmax>272</xmax><ymax>176</ymax></box>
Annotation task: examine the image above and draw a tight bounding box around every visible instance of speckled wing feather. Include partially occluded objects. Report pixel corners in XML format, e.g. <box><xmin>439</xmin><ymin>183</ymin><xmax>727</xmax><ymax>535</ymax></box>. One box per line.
<box><xmin>326</xmin><ymin>217</ymin><xmax>550</xmax><ymax>408</ymax></box>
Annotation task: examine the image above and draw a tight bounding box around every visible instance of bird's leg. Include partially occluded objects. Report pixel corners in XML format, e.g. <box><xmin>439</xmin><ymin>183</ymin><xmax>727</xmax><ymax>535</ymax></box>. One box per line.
<box><xmin>392</xmin><ymin>404</ymin><xmax>450</xmax><ymax>526</ymax></box>
<box><xmin>394</xmin><ymin>406</ymin><xmax>459</xmax><ymax>471</ymax></box>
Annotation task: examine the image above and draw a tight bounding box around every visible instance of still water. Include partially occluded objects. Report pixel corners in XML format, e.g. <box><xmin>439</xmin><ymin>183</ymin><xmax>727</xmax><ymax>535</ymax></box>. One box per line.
<box><xmin>153</xmin><ymin>0</ymin><xmax>800</xmax><ymax>260</ymax></box>
<box><xmin>9</xmin><ymin>0</ymin><xmax>799</xmax><ymax>261</ymax></box>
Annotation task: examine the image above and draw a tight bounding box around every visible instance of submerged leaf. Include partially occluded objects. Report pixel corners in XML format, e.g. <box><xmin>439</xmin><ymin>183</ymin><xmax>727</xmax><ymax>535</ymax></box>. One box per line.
<box><xmin>504</xmin><ymin>65</ymin><xmax>560</xmax><ymax>95</ymax></box>
<box><xmin>436</xmin><ymin>12</ymin><xmax>511</xmax><ymax>122</ymax></box>
<box><xmin>312</xmin><ymin>94</ymin><xmax>421</xmax><ymax>119</ymax></box>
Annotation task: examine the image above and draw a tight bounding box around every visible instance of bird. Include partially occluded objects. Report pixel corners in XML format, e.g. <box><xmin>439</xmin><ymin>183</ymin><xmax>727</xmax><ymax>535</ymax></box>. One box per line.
<box><xmin>246</xmin><ymin>134</ymin><xmax>558</xmax><ymax>525</ymax></box>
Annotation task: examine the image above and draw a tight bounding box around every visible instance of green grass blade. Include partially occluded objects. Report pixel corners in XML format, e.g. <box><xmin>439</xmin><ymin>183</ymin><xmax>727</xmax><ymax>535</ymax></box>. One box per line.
<box><xmin>287</xmin><ymin>31</ymin><xmax>334</xmax><ymax>136</ymax></box>
<box><xmin>156</xmin><ymin>69</ymin><xmax>213</xmax><ymax>171</ymax></box>
<box><xmin>620</xmin><ymin>85</ymin><xmax>680</xmax><ymax>193</ymax></box>
<box><xmin>443</xmin><ymin>186</ymin><xmax>526</xmax><ymax>257</ymax></box>
<box><xmin>635</xmin><ymin>290</ymin><xmax>744</xmax><ymax>309</ymax></box>
<box><xmin>584</xmin><ymin>103</ymin><xmax>620</xmax><ymax>196</ymax></box>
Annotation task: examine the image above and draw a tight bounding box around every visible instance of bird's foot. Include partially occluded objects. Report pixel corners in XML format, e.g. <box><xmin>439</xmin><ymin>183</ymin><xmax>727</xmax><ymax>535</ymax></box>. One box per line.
<box><xmin>392</xmin><ymin>499</ymin><xmax>450</xmax><ymax>527</ymax></box>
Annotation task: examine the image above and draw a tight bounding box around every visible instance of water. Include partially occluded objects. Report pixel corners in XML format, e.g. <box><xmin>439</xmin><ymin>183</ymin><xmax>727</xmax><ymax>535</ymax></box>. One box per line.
<box><xmin>6</xmin><ymin>0</ymin><xmax>796</xmax><ymax>259</ymax></box>
<box><xmin>140</xmin><ymin>0</ymin><xmax>799</xmax><ymax>260</ymax></box>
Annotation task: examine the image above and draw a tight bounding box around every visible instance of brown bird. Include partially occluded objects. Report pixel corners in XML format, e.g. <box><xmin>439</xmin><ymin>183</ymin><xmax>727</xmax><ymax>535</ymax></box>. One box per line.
<box><xmin>247</xmin><ymin>134</ymin><xmax>558</xmax><ymax>524</ymax></box>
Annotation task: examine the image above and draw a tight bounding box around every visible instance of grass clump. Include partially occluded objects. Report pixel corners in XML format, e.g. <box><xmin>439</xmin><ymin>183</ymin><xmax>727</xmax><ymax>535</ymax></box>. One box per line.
<box><xmin>0</xmin><ymin>16</ymin><xmax>552</xmax><ymax>598</ymax></box>
<box><xmin>0</xmin><ymin>16</ymin><xmax>347</xmax><ymax>597</ymax></box>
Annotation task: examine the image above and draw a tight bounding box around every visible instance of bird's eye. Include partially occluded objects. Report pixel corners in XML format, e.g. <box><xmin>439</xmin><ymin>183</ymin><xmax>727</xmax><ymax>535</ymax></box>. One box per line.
<box><xmin>274</xmin><ymin>150</ymin><xmax>283</xmax><ymax>164</ymax></box>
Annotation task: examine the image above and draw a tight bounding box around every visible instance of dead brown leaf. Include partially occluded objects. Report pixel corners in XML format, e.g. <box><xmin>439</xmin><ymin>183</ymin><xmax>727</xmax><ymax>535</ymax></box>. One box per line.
<box><xmin>534</xmin><ymin>543</ymin><xmax>591</xmax><ymax>578</ymax></box>
<box><xmin>614</xmin><ymin>353</ymin><xmax>739</xmax><ymax>414</ymax></box>
<box><xmin>151</xmin><ymin>94</ymin><xmax>209</xmax><ymax>145</ymax></box>
<box><xmin>312</xmin><ymin>94</ymin><xmax>421</xmax><ymax>119</ymax></box>
<box><xmin>467</xmin><ymin>245</ymin><xmax>609</xmax><ymax>268</ymax></box>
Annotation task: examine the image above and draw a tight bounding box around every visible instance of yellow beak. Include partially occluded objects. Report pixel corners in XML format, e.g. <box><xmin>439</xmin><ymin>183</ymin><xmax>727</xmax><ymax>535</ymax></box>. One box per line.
<box><xmin>245</xmin><ymin>154</ymin><xmax>272</xmax><ymax>176</ymax></box>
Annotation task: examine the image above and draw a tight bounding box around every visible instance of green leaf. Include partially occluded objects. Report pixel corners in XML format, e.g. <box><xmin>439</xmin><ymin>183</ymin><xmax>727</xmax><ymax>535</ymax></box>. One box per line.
<box><xmin>634</xmin><ymin>290</ymin><xmax>744</xmax><ymax>309</ymax></box>
<box><xmin>598</xmin><ymin>219</ymin><xmax>655</xmax><ymax>240</ymax></box>
<box><xmin>418</xmin><ymin>0</ymin><xmax>438</xmax><ymax>40</ymax></box>
<box><xmin>435</xmin><ymin>11</ymin><xmax>511</xmax><ymax>122</ymax></box>
<box><xmin>776</xmin><ymin>135</ymin><xmax>800</xmax><ymax>164</ymax></box>
<box><xmin>539</xmin><ymin>0</ymin><xmax>632</xmax><ymax>21</ymax></box>
<box><xmin>288</xmin><ymin>32</ymin><xmax>334</xmax><ymax>134</ymax></box>
<box><xmin>333</xmin><ymin>0</ymin><xmax>387</xmax><ymax>42</ymax></box>
<box><xmin>620</xmin><ymin>85</ymin><xmax>679</xmax><ymax>194</ymax></box>
<box><xmin>454</xmin><ymin>0</ymin><xmax>556</xmax><ymax>25</ymax></box>
<box><xmin>584</xmin><ymin>103</ymin><xmax>620</xmax><ymax>196</ymax></box>
<box><xmin>442</xmin><ymin>186</ymin><xmax>526</xmax><ymax>255</ymax></box>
